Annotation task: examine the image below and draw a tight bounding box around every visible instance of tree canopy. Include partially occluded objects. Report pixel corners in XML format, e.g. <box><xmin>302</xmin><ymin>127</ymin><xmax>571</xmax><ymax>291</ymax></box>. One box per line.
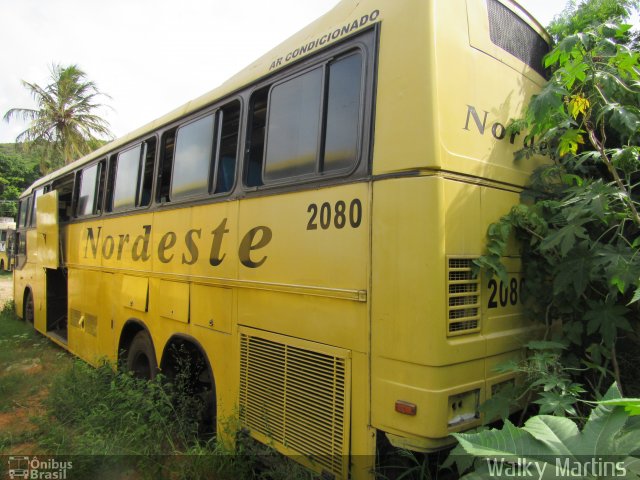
<box><xmin>3</xmin><ymin>64</ymin><xmax>113</xmax><ymax>173</ymax></box>
<box><xmin>547</xmin><ymin>0</ymin><xmax>639</xmax><ymax>41</ymax></box>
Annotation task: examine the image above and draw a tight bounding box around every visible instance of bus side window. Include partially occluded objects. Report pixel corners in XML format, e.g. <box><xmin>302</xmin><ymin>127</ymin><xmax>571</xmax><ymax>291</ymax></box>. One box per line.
<box><xmin>107</xmin><ymin>138</ymin><xmax>155</xmax><ymax>212</ymax></box>
<box><xmin>17</xmin><ymin>232</ymin><xmax>26</xmax><ymax>255</ymax></box>
<box><xmin>157</xmin><ymin>130</ymin><xmax>176</xmax><ymax>204</ymax></box>
<box><xmin>171</xmin><ymin>114</ymin><xmax>216</xmax><ymax>201</ymax></box>
<box><xmin>245</xmin><ymin>87</ymin><xmax>268</xmax><ymax>187</ymax></box>
<box><xmin>214</xmin><ymin>100</ymin><xmax>240</xmax><ymax>194</ymax></box>
<box><xmin>17</xmin><ymin>199</ymin><xmax>28</xmax><ymax>228</ymax></box>
<box><xmin>53</xmin><ymin>173</ymin><xmax>76</xmax><ymax>222</ymax></box>
<box><xmin>111</xmin><ymin>144</ymin><xmax>142</xmax><ymax>211</ymax></box>
<box><xmin>323</xmin><ymin>53</ymin><xmax>363</xmax><ymax>172</ymax></box>
<box><xmin>139</xmin><ymin>138</ymin><xmax>156</xmax><ymax>207</ymax></box>
<box><xmin>76</xmin><ymin>163</ymin><xmax>101</xmax><ymax>217</ymax></box>
<box><xmin>246</xmin><ymin>51</ymin><xmax>364</xmax><ymax>187</ymax></box>
<box><xmin>96</xmin><ymin>159</ymin><xmax>106</xmax><ymax>214</ymax></box>
<box><xmin>264</xmin><ymin>67</ymin><xmax>323</xmax><ymax>181</ymax></box>
<box><xmin>24</xmin><ymin>196</ymin><xmax>33</xmax><ymax>227</ymax></box>
<box><xmin>30</xmin><ymin>189</ymin><xmax>44</xmax><ymax>227</ymax></box>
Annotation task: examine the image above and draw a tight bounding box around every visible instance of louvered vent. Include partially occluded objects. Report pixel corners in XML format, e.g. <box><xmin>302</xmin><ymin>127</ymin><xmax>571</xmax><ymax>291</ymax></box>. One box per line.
<box><xmin>239</xmin><ymin>329</ymin><xmax>351</xmax><ymax>478</ymax></box>
<box><xmin>447</xmin><ymin>258</ymin><xmax>481</xmax><ymax>335</ymax></box>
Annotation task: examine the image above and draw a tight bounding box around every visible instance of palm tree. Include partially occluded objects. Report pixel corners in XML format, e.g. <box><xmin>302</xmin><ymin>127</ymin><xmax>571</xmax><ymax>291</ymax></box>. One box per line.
<box><xmin>3</xmin><ymin>64</ymin><xmax>113</xmax><ymax>173</ymax></box>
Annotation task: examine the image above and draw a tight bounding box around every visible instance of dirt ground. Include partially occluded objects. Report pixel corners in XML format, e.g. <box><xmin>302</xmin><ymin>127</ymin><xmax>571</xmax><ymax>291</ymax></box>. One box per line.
<box><xmin>0</xmin><ymin>272</ymin><xmax>12</xmax><ymax>308</ymax></box>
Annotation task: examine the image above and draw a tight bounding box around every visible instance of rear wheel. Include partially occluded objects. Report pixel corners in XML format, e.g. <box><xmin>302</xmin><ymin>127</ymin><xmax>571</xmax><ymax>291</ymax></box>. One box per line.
<box><xmin>162</xmin><ymin>341</ymin><xmax>216</xmax><ymax>438</ymax></box>
<box><xmin>126</xmin><ymin>331</ymin><xmax>158</xmax><ymax>380</ymax></box>
<box><xmin>24</xmin><ymin>290</ymin><xmax>34</xmax><ymax>325</ymax></box>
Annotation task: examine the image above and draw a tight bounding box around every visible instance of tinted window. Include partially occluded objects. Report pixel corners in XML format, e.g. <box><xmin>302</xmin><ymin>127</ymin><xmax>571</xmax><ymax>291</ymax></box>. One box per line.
<box><xmin>264</xmin><ymin>68</ymin><xmax>323</xmax><ymax>181</ymax></box>
<box><xmin>139</xmin><ymin>140</ymin><xmax>155</xmax><ymax>207</ymax></box>
<box><xmin>113</xmin><ymin>145</ymin><xmax>142</xmax><ymax>211</ymax></box>
<box><xmin>23</xmin><ymin>197</ymin><xmax>32</xmax><ymax>227</ymax></box>
<box><xmin>250</xmin><ymin>50</ymin><xmax>364</xmax><ymax>185</ymax></box>
<box><xmin>171</xmin><ymin>114</ymin><xmax>215</xmax><ymax>200</ymax></box>
<box><xmin>77</xmin><ymin>164</ymin><xmax>99</xmax><ymax>216</ymax></box>
<box><xmin>215</xmin><ymin>101</ymin><xmax>240</xmax><ymax>193</ymax></box>
<box><xmin>324</xmin><ymin>54</ymin><xmax>362</xmax><ymax>172</ymax></box>
<box><xmin>17</xmin><ymin>201</ymin><xmax>27</xmax><ymax>227</ymax></box>
<box><xmin>30</xmin><ymin>189</ymin><xmax>44</xmax><ymax>227</ymax></box>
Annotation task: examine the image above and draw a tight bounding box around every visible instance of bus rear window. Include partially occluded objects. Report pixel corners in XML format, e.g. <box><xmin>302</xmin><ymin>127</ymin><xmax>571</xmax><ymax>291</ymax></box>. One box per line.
<box><xmin>486</xmin><ymin>0</ymin><xmax>549</xmax><ymax>78</ymax></box>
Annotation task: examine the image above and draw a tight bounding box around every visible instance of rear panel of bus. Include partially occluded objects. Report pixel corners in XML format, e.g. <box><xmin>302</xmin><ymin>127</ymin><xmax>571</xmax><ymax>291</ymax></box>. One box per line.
<box><xmin>370</xmin><ymin>0</ymin><xmax>548</xmax><ymax>450</ymax></box>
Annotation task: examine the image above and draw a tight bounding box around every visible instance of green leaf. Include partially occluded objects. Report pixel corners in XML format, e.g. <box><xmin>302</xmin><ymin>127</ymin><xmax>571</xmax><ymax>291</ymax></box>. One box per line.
<box><xmin>553</xmin><ymin>254</ymin><xmax>591</xmax><ymax>297</ymax></box>
<box><xmin>522</xmin><ymin>415</ymin><xmax>579</xmax><ymax>455</ymax></box>
<box><xmin>534</xmin><ymin>391</ymin><xmax>577</xmax><ymax>416</ymax></box>
<box><xmin>525</xmin><ymin>340</ymin><xmax>567</xmax><ymax>351</ymax></box>
<box><xmin>598</xmin><ymin>399</ymin><xmax>640</xmax><ymax>416</ymax></box>
<box><xmin>451</xmin><ymin>385</ymin><xmax>639</xmax><ymax>478</ymax></box>
<box><xmin>628</xmin><ymin>287</ymin><xmax>640</xmax><ymax>305</ymax></box>
<box><xmin>558</xmin><ymin>128</ymin><xmax>585</xmax><ymax>157</ymax></box>
<box><xmin>479</xmin><ymin>390</ymin><xmax>513</xmax><ymax>423</ymax></box>
<box><xmin>529</xmin><ymin>84</ymin><xmax>569</xmax><ymax>126</ymax></box>
<box><xmin>560</xmin><ymin>61</ymin><xmax>589</xmax><ymax>89</ymax></box>
<box><xmin>608</xmin><ymin>105</ymin><xmax>640</xmax><ymax>139</ymax></box>
<box><xmin>540</xmin><ymin>223</ymin><xmax>589</xmax><ymax>257</ymax></box>
<box><xmin>576</xmin><ymin>385</ymin><xmax>629</xmax><ymax>456</ymax></box>
<box><xmin>584</xmin><ymin>303</ymin><xmax>631</xmax><ymax>345</ymax></box>
<box><xmin>453</xmin><ymin>420</ymin><xmax>552</xmax><ymax>457</ymax></box>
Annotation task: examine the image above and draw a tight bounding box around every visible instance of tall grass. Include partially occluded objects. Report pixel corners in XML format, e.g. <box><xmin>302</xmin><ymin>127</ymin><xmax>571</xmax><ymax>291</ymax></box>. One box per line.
<box><xmin>0</xmin><ymin>302</ymin><xmax>327</xmax><ymax>479</ymax></box>
<box><xmin>41</xmin><ymin>360</ymin><xmax>312</xmax><ymax>479</ymax></box>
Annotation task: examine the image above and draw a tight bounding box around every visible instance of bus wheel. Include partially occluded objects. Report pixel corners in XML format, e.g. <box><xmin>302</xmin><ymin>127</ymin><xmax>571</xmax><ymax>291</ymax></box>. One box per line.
<box><xmin>161</xmin><ymin>340</ymin><xmax>216</xmax><ymax>438</ymax></box>
<box><xmin>126</xmin><ymin>331</ymin><xmax>158</xmax><ymax>380</ymax></box>
<box><xmin>24</xmin><ymin>290</ymin><xmax>34</xmax><ymax>325</ymax></box>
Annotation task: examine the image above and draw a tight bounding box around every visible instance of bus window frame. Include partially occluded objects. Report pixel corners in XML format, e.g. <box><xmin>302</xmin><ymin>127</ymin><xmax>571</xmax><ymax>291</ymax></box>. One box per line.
<box><xmin>75</xmin><ymin>159</ymin><xmax>105</xmax><ymax>219</ymax></box>
<box><xmin>158</xmin><ymin>98</ymin><xmax>242</xmax><ymax>207</ymax></box>
<box><xmin>168</xmin><ymin>110</ymin><xmax>218</xmax><ymax>203</ymax></box>
<box><xmin>106</xmin><ymin>136</ymin><xmax>157</xmax><ymax>215</ymax></box>
<box><xmin>30</xmin><ymin>188</ymin><xmax>45</xmax><ymax>227</ymax></box>
<box><xmin>243</xmin><ymin>33</ymin><xmax>374</xmax><ymax>192</ymax></box>
<box><xmin>17</xmin><ymin>199</ymin><xmax>27</xmax><ymax>229</ymax></box>
<box><xmin>23</xmin><ymin>196</ymin><xmax>32</xmax><ymax>228</ymax></box>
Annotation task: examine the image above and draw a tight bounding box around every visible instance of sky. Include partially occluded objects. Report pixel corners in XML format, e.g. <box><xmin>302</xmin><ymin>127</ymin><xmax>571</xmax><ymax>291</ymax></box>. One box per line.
<box><xmin>0</xmin><ymin>0</ymin><xmax>567</xmax><ymax>144</ymax></box>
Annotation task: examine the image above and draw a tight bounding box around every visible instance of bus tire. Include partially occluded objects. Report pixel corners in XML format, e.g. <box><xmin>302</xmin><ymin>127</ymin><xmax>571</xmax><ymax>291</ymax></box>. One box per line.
<box><xmin>24</xmin><ymin>290</ymin><xmax>34</xmax><ymax>325</ymax></box>
<box><xmin>126</xmin><ymin>331</ymin><xmax>158</xmax><ymax>380</ymax></box>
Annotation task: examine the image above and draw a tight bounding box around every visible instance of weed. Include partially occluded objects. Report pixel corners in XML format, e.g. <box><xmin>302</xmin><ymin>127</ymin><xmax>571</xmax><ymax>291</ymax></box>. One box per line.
<box><xmin>0</xmin><ymin>305</ymin><xmax>329</xmax><ymax>479</ymax></box>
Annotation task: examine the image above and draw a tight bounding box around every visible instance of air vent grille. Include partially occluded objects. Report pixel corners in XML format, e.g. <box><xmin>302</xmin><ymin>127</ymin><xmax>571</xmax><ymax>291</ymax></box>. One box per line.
<box><xmin>239</xmin><ymin>330</ymin><xmax>350</xmax><ymax>477</ymax></box>
<box><xmin>447</xmin><ymin>258</ymin><xmax>481</xmax><ymax>335</ymax></box>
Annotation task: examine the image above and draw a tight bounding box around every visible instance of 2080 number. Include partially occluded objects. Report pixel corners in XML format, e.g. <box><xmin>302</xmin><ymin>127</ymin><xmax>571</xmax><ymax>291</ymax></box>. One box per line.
<box><xmin>487</xmin><ymin>277</ymin><xmax>523</xmax><ymax>309</ymax></box>
<box><xmin>307</xmin><ymin>199</ymin><xmax>362</xmax><ymax>230</ymax></box>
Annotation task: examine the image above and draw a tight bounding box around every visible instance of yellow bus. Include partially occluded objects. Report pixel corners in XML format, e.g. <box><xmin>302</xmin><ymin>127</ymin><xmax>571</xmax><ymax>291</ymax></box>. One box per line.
<box><xmin>0</xmin><ymin>219</ymin><xmax>16</xmax><ymax>272</ymax></box>
<box><xmin>13</xmin><ymin>0</ymin><xmax>549</xmax><ymax>477</ymax></box>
